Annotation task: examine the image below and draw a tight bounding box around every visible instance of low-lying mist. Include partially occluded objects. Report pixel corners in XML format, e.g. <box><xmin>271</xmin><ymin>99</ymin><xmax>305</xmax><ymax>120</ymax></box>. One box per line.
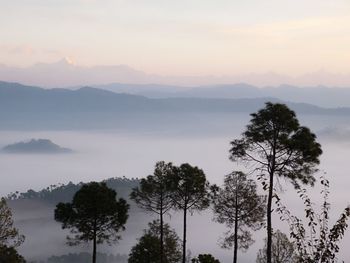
<box><xmin>1</xmin><ymin>114</ymin><xmax>350</xmax><ymax>262</ymax></box>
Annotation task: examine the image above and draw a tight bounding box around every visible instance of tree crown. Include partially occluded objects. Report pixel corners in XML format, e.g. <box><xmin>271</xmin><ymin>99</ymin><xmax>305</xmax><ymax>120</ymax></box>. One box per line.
<box><xmin>211</xmin><ymin>171</ymin><xmax>265</xmax><ymax>250</ymax></box>
<box><xmin>54</xmin><ymin>182</ymin><xmax>129</xmax><ymax>245</ymax></box>
<box><xmin>191</xmin><ymin>254</ymin><xmax>221</xmax><ymax>263</ymax></box>
<box><xmin>230</xmin><ymin>102</ymin><xmax>322</xmax><ymax>187</ymax></box>
<box><xmin>170</xmin><ymin>163</ymin><xmax>210</xmax><ymax>212</ymax></box>
<box><xmin>128</xmin><ymin>220</ymin><xmax>181</xmax><ymax>263</ymax></box>
<box><xmin>130</xmin><ymin>161</ymin><xmax>174</xmax><ymax>215</ymax></box>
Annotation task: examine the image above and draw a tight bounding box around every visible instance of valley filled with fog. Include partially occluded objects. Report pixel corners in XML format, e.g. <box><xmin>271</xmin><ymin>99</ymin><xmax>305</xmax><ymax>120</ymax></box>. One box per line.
<box><xmin>1</xmin><ymin>111</ymin><xmax>349</xmax><ymax>262</ymax></box>
<box><xmin>3</xmin><ymin>1</ymin><xmax>350</xmax><ymax>262</ymax></box>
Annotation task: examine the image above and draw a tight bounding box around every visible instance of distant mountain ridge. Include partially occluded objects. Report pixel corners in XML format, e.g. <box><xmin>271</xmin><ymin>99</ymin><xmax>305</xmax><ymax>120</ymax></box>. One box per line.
<box><xmin>1</xmin><ymin>81</ymin><xmax>350</xmax><ymax>130</ymax></box>
<box><xmin>93</xmin><ymin>83</ymin><xmax>350</xmax><ymax>108</ymax></box>
<box><xmin>1</xmin><ymin>59</ymin><xmax>350</xmax><ymax>87</ymax></box>
<box><xmin>0</xmin><ymin>58</ymin><xmax>149</xmax><ymax>88</ymax></box>
<box><xmin>1</xmin><ymin>81</ymin><xmax>350</xmax><ymax>114</ymax></box>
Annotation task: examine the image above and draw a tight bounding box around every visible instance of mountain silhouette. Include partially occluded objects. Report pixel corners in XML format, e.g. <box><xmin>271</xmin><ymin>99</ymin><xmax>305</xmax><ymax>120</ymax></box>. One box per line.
<box><xmin>2</xmin><ymin>139</ymin><xmax>73</xmax><ymax>154</ymax></box>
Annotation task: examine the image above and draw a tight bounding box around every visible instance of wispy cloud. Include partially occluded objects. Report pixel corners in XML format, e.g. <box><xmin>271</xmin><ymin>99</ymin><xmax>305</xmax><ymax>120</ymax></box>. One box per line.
<box><xmin>0</xmin><ymin>45</ymin><xmax>35</xmax><ymax>55</ymax></box>
<box><xmin>216</xmin><ymin>16</ymin><xmax>350</xmax><ymax>39</ymax></box>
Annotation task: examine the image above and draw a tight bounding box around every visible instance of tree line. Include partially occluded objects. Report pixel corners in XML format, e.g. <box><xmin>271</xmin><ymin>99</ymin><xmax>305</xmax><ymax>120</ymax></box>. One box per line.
<box><xmin>1</xmin><ymin>102</ymin><xmax>350</xmax><ymax>263</ymax></box>
<box><xmin>6</xmin><ymin>177</ymin><xmax>139</xmax><ymax>204</ymax></box>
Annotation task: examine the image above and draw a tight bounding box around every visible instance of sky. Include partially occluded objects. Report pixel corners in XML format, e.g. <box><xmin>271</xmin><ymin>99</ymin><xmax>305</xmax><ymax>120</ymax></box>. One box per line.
<box><xmin>1</xmin><ymin>0</ymin><xmax>350</xmax><ymax>77</ymax></box>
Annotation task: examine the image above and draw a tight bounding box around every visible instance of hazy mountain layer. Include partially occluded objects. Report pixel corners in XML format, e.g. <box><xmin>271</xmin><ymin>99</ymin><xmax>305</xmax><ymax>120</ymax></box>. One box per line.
<box><xmin>1</xmin><ymin>81</ymin><xmax>350</xmax><ymax>131</ymax></box>
<box><xmin>1</xmin><ymin>59</ymin><xmax>350</xmax><ymax>87</ymax></box>
<box><xmin>94</xmin><ymin>83</ymin><xmax>350</xmax><ymax>108</ymax></box>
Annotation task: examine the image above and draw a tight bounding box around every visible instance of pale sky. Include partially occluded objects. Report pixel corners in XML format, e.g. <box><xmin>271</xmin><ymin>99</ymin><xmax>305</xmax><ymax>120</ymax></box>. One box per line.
<box><xmin>1</xmin><ymin>0</ymin><xmax>350</xmax><ymax>77</ymax></box>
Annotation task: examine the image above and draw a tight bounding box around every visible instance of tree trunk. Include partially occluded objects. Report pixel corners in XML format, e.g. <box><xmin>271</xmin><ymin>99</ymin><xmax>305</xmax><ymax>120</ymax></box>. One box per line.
<box><xmin>182</xmin><ymin>205</ymin><xmax>187</xmax><ymax>263</ymax></box>
<box><xmin>266</xmin><ymin>172</ymin><xmax>274</xmax><ymax>263</ymax></box>
<box><xmin>233</xmin><ymin>208</ymin><xmax>238</xmax><ymax>263</ymax></box>
<box><xmin>267</xmin><ymin>134</ymin><xmax>277</xmax><ymax>263</ymax></box>
<box><xmin>233</xmin><ymin>185</ymin><xmax>239</xmax><ymax>263</ymax></box>
<box><xmin>160</xmin><ymin>201</ymin><xmax>164</xmax><ymax>263</ymax></box>
<box><xmin>92</xmin><ymin>231</ymin><xmax>97</xmax><ymax>263</ymax></box>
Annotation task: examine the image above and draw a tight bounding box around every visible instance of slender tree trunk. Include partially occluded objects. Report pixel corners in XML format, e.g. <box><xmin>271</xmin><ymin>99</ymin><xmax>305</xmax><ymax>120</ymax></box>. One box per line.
<box><xmin>233</xmin><ymin>206</ymin><xmax>238</xmax><ymax>263</ymax></box>
<box><xmin>267</xmin><ymin>135</ymin><xmax>277</xmax><ymax>263</ymax></box>
<box><xmin>160</xmin><ymin>200</ymin><xmax>164</xmax><ymax>263</ymax></box>
<box><xmin>233</xmin><ymin>186</ymin><xmax>238</xmax><ymax>263</ymax></box>
<box><xmin>92</xmin><ymin>226</ymin><xmax>97</xmax><ymax>263</ymax></box>
<box><xmin>182</xmin><ymin>205</ymin><xmax>187</xmax><ymax>263</ymax></box>
<box><xmin>267</xmin><ymin>171</ymin><xmax>274</xmax><ymax>263</ymax></box>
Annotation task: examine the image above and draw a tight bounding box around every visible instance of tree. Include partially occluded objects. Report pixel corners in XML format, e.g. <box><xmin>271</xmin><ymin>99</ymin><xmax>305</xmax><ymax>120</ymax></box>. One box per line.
<box><xmin>191</xmin><ymin>254</ymin><xmax>221</xmax><ymax>263</ymax></box>
<box><xmin>170</xmin><ymin>163</ymin><xmax>210</xmax><ymax>263</ymax></box>
<box><xmin>54</xmin><ymin>182</ymin><xmax>129</xmax><ymax>263</ymax></box>
<box><xmin>211</xmin><ymin>171</ymin><xmax>265</xmax><ymax>263</ymax></box>
<box><xmin>229</xmin><ymin>102</ymin><xmax>322</xmax><ymax>263</ymax></box>
<box><xmin>256</xmin><ymin>230</ymin><xmax>297</xmax><ymax>263</ymax></box>
<box><xmin>130</xmin><ymin>161</ymin><xmax>175</xmax><ymax>263</ymax></box>
<box><xmin>275</xmin><ymin>176</ymin><xmax>350</xmax><ymax>263</ymax></box>
<box><xmin>0</xmin><ymin>198</ymin><xmax>25</xmax><ymax>263</ymax></box>
<box><xmin>0</xmin><ymin>198</ymin><xmax>24</xmax><ymax>248</ymax></box>
<box><xmin>0</xmin><ymin>245</ymin><xmax>26</xmax><ymax>263</ymax></box>
<box><xmin>128</xmin><ymin>220</ymin><xmax>181</xmax><ymax>263</ymax></box>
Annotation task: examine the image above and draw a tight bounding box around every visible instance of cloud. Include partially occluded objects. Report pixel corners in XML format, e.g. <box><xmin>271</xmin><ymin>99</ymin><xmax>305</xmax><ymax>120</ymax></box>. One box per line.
<box><xmin>0</xmin><ymin>44</ymin><xmax>64</xmax><ymax>57</ymax></box>
<box><xmin>216</xmin><ymin>16</ymin><xmax>350</xmax><ymax>40</ymax></box>
<box><xmin>43</xmin><ymin>49</ymin><xmax>64</xmax><ymax>56</ymax></box>
<box><xmin>7</xmin><ymin>45</ymin><xmax>36</xmax><ymax>55</ymax></box>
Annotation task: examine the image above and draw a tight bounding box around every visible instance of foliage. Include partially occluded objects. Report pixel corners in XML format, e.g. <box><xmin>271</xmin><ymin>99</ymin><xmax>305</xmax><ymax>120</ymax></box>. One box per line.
<box><xmin>230</xmin><ymin>102</ymin><xmax>322</xmax><ymax>187</ymax></box>
<box><xmin>47</xmin><ymin>252</ymin><xmax>128</xmax><ymax>263</ymax></box>
<box><xmin>54</xmin><ymin>182</ymin><xmax>129</xmax><ymax>263</ymax></box>
<box><xmin>211</xmin><ymin>171</ymin><xmax>265</xmax><ymax>263</ymax></box>
<box><xmin>170</xmin><ymin>163</ymin><xmax>210</xmax><ymax>213</ymax></box>
<box><xmin>0</xmin><ymin>245</ymin><xmax>26</xmax><ymax>263</ymax></box>
<box><xmin>0</xmin><ymin>198</ymin><xmax>25</xmax><ymax>248</ymax></box>
<box><xmin>191</xmin><ymin>254</ymin><xmax>220</xmax><ymax>263</ymax></box>
<box><xmin>275</xmin><ymin>176</ymin><xmax>350</xmax><ymax>263</ymax></box>
<box><xmin>130</xmin><ymin>161</ymin><xmax>175</xmax><ymax>263</ymax></box>
<box><xmin>130</xmin><ymin>162</ymin><xmax>174</xmax><ymax>215</ymax></box>
<box><xmin>229</xmin><ymin>102</ymin><xmax>322</xmax><ymax>263</ymax></box>
<box><xmin>170</xmin><ymin>163</ymin><xmax>210</xmax><ymax>263</ymax></box>
<box><xmin>128</xmin><ymin>220</ymin><xmax>182</xmax><ymax>263</ymax></box>
<box><xmin>256</xmin><ymin>230</ymin><xmax>297</xmax><ymax>263</ymax></box>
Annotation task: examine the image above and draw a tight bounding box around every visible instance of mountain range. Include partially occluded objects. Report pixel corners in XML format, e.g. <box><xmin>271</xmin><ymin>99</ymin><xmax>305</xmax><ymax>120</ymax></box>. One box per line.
<box><xmin>1</xmin><ymin>80</ymin><xmax>350</xmax><ymax>131</ymax></box>
<box><xmin>1</xmin><ymin>81</ymin><xmax>349</xmax><ymax>115</ymax></box>
<box><xmin>93</xmin><ymin>83</ymin><xmax>350</xmax><ymax>108</ymax></box>
<box><xmin>1</xmin><ymin>59</ymin><xmax>350</xmax><ymax>88</ymax></box>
